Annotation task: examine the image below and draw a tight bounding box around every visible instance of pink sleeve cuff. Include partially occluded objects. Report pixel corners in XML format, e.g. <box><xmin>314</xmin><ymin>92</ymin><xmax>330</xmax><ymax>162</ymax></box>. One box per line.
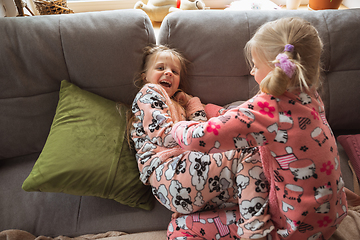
<box><xmin>186</xmin><ymin>97</ymin><xmax>205</xmax><ymax>119</ymax></box>
<box><xmin>205</xmin><ymin>103</ymin><xmax>224</xmax><ymax>118</ymax></box>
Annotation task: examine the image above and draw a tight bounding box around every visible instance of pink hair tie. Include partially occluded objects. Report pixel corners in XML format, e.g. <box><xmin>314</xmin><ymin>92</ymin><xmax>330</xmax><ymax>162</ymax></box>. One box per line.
<box><xmin>275</xmin><ymin>44</ymin><xmax>296</xmax><ymax>78</ymax></box>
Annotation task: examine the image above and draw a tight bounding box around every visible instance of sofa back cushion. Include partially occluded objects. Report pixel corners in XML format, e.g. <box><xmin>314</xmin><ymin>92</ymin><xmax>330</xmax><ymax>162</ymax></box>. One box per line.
<box><xmin>0</xmin><ymin>9</ymin><xmax>156</xmax><ymax>160</ymax></box>
<box><xmin>158</xmin><ymin>9</ymin><xmax>360</xmax><ymax>133</ymax></box>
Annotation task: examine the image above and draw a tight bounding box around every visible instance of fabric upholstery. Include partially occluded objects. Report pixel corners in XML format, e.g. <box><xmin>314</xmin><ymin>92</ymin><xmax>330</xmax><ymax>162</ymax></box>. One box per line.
<box><xmin>0</xmin><ymin>9</ymin><xmax>156</xmax><ymax>160</ymax></box>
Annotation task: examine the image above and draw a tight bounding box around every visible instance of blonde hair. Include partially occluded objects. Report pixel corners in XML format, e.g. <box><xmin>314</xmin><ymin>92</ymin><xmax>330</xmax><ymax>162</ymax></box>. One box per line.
<box><xmin>245</xmin><ymin>17</ymin><xmax>323</xmax><ymax>96</ymax></box>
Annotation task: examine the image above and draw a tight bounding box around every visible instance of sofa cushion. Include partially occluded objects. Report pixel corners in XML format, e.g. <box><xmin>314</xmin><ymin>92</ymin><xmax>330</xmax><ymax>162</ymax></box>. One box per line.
<box><xmin>338</xmin><ymin>135</ymin><xmax>360</xmax><ymax>183</ymax></box>
<box><xmin>22</xmin><ymin>80</ymin><xmax>154</xmax><ymax>210</ymax></box>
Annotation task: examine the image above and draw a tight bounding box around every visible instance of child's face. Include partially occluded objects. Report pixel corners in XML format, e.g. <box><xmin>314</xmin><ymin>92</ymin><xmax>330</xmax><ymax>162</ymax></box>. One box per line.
<box><xmin>143</xmin><ymin>52</ymin><xmax>181</xmax><ymax>98</ymax></box>
<box><xmin>250</xmin><ymin>49</ymin><xmax>273</xmax><ymax>85</ymax></box>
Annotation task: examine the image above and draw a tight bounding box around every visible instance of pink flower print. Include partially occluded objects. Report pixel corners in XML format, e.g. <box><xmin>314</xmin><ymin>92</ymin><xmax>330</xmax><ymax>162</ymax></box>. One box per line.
<box><xmin>321</xmin><ymin>161</ymin><xmax>334</xmax><ymax>175</ymax></box>
<box><xmin>206</xmin><ymin>121</ymin><xmax>220</xmax><ymax>135</ymax></box>
<box><xmin>258</xmin><ymin>101</ymin><xmax>275</xmax><ymax>118</ymax></box>
<box><xmin>317</xmin><ymin>216</ymin><xmax>332</xmax><ymax>227</ymax></box>
<box><xmin>311</xmin><ymin>108</ymin><xmax>319</xmax><ymax>120</ymax></box>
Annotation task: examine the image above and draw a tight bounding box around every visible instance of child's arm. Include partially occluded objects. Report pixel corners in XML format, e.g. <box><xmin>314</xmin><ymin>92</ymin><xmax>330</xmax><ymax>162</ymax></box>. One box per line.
<box><xmin>185</xmin><ymin>97</ymin><xmax>207</xmax><ymax>122</ymax></box>
<box><xmin>174</xmin><ymin>91</ymin><xmax>208</xmax><ymax>122</ymax></box>
<box><xmin>131</xmin><ymin>84</ymin><xmax>185</xmax><ymax>184</ymax></box>
<box><xmin>171</xmin><ymin>94</ymin><xmax>278</xmax><ymax>153</ymax></box>
<box><xmin>204</xmin><ymin>103</ymin><xmax>224</xmax><ymax>118</ymax></box>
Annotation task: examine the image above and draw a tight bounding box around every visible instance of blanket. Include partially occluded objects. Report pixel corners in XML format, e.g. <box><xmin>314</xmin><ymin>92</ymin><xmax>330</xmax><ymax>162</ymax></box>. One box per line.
<box><xmin>329</xmin><ymin>205</ymin><xmax>360</xmax><ymax>240</ymax></box>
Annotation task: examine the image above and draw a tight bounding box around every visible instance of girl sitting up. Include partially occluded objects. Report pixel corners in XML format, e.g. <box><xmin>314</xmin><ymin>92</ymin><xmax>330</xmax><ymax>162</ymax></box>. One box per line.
<box><xmin>171</xmin><ymin>17</ymin><xmax>348</xmax><ymax>240</ymax></box>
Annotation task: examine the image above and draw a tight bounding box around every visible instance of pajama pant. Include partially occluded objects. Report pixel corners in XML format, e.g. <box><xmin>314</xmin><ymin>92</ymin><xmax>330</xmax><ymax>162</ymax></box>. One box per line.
<box><xmin>163</xmin><ymin>148</ymin><xmax>269</xmax><ymax>240</ymax></box>
<box><xmin>167</xmin><ymin>205</ymin><xmax>242</xmax><ymax>240</ymax></box>
<box><xmin>149</xmin><ymin>148</ymin><xmax>263</xmax><ymax>215</ymax></box>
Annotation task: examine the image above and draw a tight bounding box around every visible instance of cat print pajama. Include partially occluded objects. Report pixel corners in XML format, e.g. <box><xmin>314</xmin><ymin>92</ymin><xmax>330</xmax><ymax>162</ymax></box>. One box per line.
<box><xmin>172</xmin><ymin>91</ymin><xmax>348</xmax><ymax>239</ymax></box>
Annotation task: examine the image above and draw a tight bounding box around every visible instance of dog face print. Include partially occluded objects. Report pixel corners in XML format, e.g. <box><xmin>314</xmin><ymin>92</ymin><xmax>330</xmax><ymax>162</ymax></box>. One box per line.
<box><xmin>188</xmin><ymin>152</ymin><xmax>211</xmax><ymax>191</ymax></box>
<box><xmin>190</xmin><ymin>110</ymin><xmax>207</xmax><ymax>121</ymax></box>
<box><xmin>239</xmin><ymin>197</ymin><xmax>266</xmax><ymax>220</ymax></box>
<box><xmin>139</xmin><ymin>88</ymin><xmax>167</xmax><ymax>110</ymax></box>
<box><xmin>248</xmin><ymin>166</ymin><xmax>269</xmax><ymax>194</ymax></box>
<box><xmin>148</xmin><ymin>110</ymin><xmax>170</xmax><ymax>133</ymax></box>
<box><xmin>209</xmin><ymin>167</ymin><xmax>233</xmax><ymax>205</ymax></box>
<box><xmin>133</xmin><ymin>121</ymin><xmax>145</xmax><ymax>137</ymax></box>
<box><xmin>169</xmin><ymin>180</ymin><xmax>193</xmax><ymax>214</ymax></box>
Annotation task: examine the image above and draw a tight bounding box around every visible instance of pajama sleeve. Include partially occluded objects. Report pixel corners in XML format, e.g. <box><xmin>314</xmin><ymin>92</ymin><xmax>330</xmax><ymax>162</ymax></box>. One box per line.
<box><xmin>132</xmin><ymin>84</ymin><xmax>177</xmax><ymax>143</ymax></box>
<box><xmin>171</xmin><ymin>94</ymin><xmax>280</xmax><ymax>153</ymax></box>
<box><xmin>204</xmin><ymin>103</ymin><xmax>224</xmax><ymax>118</ymax></box>
<box><xmin>186</xmin><ymin>97</ymin><xmax>207</xmax><ymax>122</ymax></box>
<box><xmin>131</xmin><ymin>83</ymin><xmax>208</xmax><ymax>185</ymax></box>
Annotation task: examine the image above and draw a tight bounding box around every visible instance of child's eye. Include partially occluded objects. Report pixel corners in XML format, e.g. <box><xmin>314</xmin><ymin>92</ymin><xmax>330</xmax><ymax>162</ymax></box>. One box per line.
<box><xmin>157</xmin><ymin>66</ymin><xmax>164</xmax><ymax>70</ymax></box>
<box><xmin>172</xmin><ymin>70</ymin><xmax>179</xmax><ymax>75</ymax></box>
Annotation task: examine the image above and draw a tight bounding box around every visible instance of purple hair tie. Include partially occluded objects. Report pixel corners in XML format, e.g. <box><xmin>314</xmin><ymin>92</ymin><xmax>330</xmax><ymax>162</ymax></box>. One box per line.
<box><xmin>275</xmin><ymin>53</ymin><xmax>296</xmax><ymax>78</ymax></box>
<box><xmin>284</xmin><ymin>44</ymin><xmax>294</xmax><ymax>52</ymax></box>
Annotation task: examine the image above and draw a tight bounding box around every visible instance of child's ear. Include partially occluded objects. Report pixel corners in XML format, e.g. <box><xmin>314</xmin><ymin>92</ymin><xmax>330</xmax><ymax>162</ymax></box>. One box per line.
<box><xmin>141</xmin><ymin>73</ymin><xmax>146</xmax><ymax>81</ymax></box>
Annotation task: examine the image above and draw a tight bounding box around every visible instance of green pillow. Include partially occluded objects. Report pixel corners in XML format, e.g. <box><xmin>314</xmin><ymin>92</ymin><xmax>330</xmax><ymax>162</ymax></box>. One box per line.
<box><xmin>22</xmin><ymin>80</ymin><xmax>154</xmax><ymax>210</ymax></box>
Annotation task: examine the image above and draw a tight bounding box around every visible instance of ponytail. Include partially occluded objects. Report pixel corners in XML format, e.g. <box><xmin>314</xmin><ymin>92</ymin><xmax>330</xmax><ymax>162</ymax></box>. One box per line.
<box><xmin>245</xmin><ymin>17</ymin><xmax>323</xmax><ymax>96</ymax></box>
<box><xmin>260</xmin><ymin>67</ymin><xmax>289</xmax><ymax>96</ymax></box>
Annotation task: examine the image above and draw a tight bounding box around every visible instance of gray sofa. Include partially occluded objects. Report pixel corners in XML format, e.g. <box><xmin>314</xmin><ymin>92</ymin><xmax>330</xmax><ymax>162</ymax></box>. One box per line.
<box><xmin>1</xmin><ymin>7</ymin><xmax>359</xmax><ymax>239</ymax></box>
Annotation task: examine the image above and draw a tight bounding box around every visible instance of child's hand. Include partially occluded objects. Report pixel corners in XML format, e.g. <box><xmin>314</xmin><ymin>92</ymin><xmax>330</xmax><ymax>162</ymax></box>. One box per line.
<box><xmin>171</xmin><ymin>212</ymin><xmax>183</xmax><ymax>220</ymax></box>
<box><xmin>174</xmin><ymin>91</ymin><xmax>193</xmax><ymax>105</ymax></box>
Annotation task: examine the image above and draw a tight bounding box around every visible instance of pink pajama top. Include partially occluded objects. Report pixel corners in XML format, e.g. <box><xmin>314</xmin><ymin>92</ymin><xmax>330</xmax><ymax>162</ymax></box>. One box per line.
<box><xmin>171</xmin><ymin>90</ymin><xmax>348</xmax><ymax>240</ymax></box>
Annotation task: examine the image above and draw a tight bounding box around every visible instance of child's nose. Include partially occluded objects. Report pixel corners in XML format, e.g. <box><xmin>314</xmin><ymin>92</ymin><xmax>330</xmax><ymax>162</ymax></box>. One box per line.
<box><xmin>250</xmin><ymin>67</ymin><xmax>255</xmax><ymax>76</ymax></box>
<box><xmin>164</xmin><ymin>68</ymin><xmax>173</xmax><ymax>76</ymax></box>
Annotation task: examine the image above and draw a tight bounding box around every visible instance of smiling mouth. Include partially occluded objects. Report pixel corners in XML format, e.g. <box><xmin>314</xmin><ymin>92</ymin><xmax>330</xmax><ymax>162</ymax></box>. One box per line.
<box><xmin>160</xmin><ymin>79</ymin><xmax>172</xmax><ymax>88</ymax></box>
